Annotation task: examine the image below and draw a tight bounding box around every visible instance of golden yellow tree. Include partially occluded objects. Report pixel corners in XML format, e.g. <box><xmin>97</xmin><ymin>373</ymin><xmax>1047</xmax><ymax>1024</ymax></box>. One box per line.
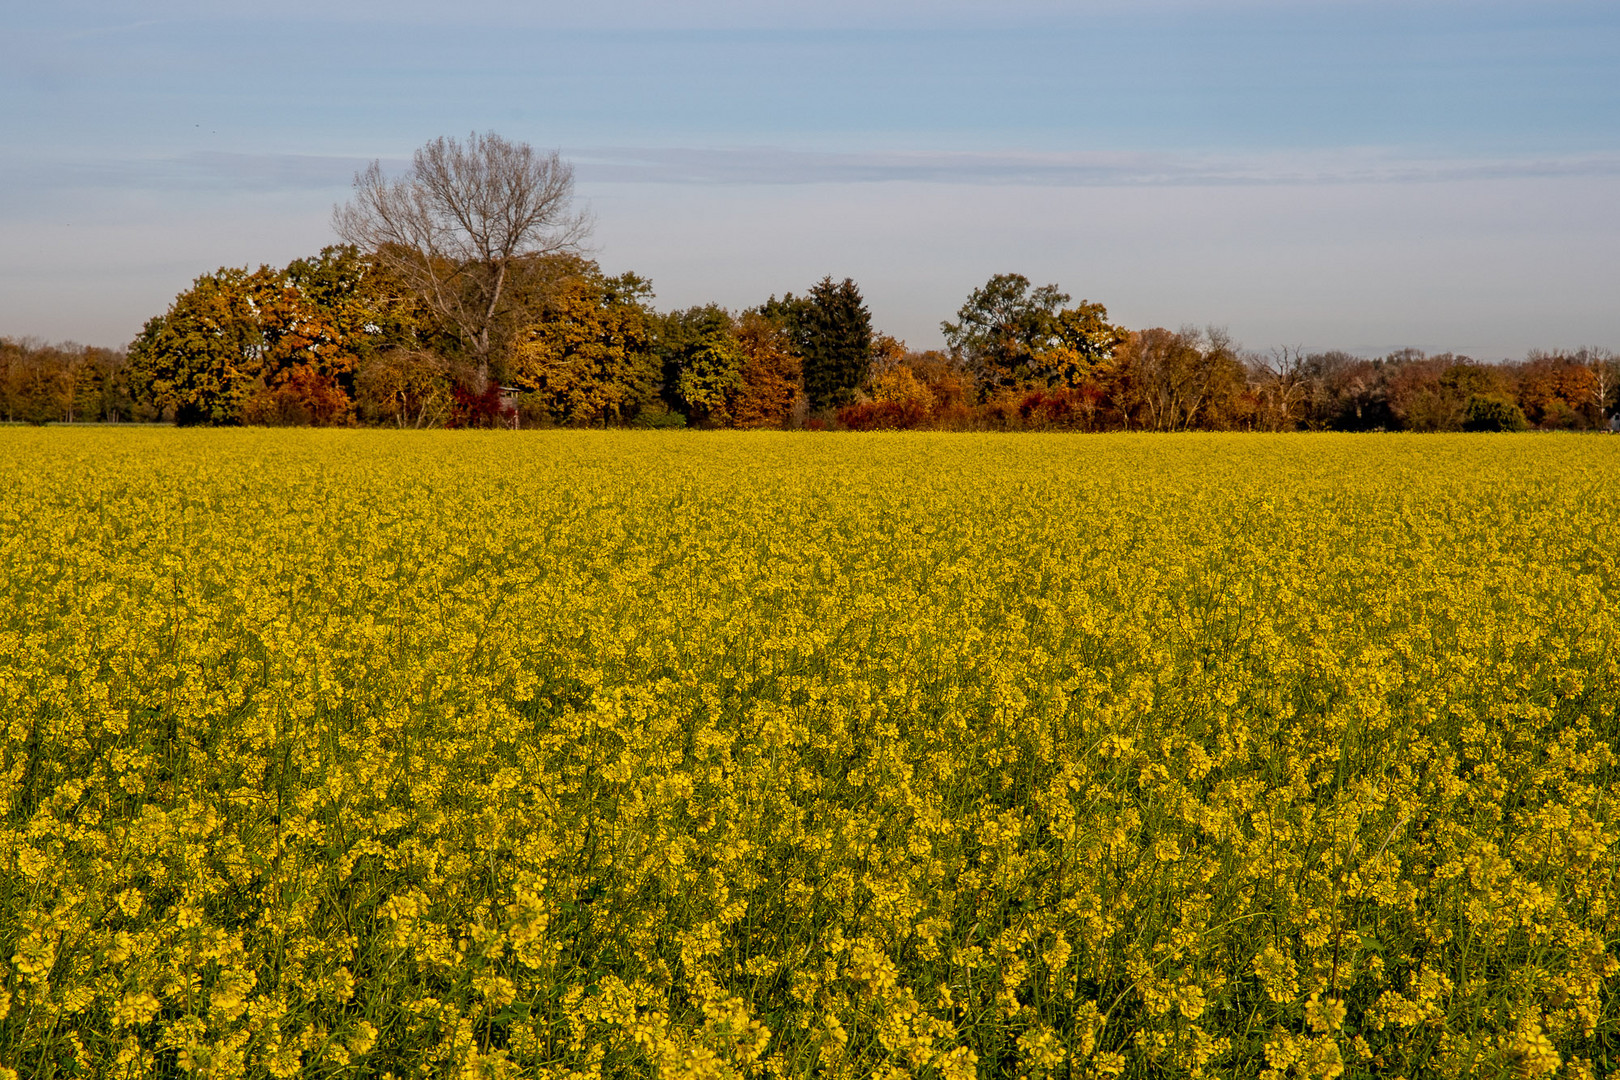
<box><xmin>508</xmin><ymin>270</ymin><xmax>659</xmax><ymax>426</ymax></box>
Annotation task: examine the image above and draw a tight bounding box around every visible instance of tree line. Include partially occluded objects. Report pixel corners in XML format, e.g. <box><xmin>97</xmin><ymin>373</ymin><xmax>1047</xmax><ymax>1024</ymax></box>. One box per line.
<box><xmin>3</xmin><ymin>132</ymin><xmax>1614</xmax><ymax>432</ymax></box>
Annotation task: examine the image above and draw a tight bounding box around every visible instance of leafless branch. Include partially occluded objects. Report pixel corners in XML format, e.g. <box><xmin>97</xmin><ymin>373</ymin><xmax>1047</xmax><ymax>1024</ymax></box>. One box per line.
<box><xmin>334</xmin><ymin>132</ymin><xmax>592</xmax><ymax>382</ymax></box>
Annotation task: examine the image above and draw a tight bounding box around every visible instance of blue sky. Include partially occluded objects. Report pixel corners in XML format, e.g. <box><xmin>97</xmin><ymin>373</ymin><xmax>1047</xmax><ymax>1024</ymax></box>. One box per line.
<box><xmin>4</xmin><ymin>0</ymin><xmax>1617</xmax><ymax>356</ymax></box>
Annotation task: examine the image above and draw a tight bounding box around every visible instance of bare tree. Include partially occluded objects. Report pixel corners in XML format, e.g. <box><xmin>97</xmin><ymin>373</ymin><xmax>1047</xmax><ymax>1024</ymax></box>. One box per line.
<box><xmin>334</xmin><ymin>132</ymin><xmax>591</xmax><ymax>384</ymax></box>
<box><xmin>1250</xmin><ymin>345</ymin><xmax>1308</xmax><ymax>431</ymax></box>
<box><xmin>1117</xmin><ymin>326</ymin><xmax>1246</xmax><ymax>431</ymax></box>
<box><xmin>1302</xmin><ymin>351</ymin><xmax>1383</xmax><ymax>430</ymax></box>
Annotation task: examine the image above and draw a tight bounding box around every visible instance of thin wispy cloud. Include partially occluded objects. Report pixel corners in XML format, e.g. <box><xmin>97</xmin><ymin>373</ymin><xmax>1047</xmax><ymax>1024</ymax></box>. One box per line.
<box><xmin>8</xmin><ymin>147</ymin><xmax>1618</xmax><ymax>200</ymax></box>
<box><xmin>0</xmin><ymin>154</ymin><xmax>394</xmax><ymax>200</ymax></box>
<box><xmin>572</xmin><ymin>147</ymin><xmax>1620</xmax><ymax>188</ymax></box>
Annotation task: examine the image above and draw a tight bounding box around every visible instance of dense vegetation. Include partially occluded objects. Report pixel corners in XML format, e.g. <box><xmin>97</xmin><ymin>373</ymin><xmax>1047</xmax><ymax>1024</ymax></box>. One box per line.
<box><xmin>4</xmin><ymin>261</ymin><xmax>1614</xmax><ymax>433</ymax></box>
<box><xmin>2</xmin><ymin>430</ymin><xmax>1616</xmax><ymax>1079</ymax></box>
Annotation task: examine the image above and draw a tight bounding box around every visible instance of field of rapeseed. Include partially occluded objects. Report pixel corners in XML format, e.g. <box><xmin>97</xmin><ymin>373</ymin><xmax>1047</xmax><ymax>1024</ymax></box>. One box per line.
<box><xmin>1</xmin><ymin>430</ymin><xmax>1616</xmax><ymax>1080</ymax></box>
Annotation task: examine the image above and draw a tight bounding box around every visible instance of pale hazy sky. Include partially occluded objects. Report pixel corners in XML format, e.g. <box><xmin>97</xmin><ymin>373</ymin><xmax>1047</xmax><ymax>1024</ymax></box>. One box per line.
<box><xmin>3</xmin><ymin>0</ymin><xmax>1617</xmax><ymax>357</ymax></box>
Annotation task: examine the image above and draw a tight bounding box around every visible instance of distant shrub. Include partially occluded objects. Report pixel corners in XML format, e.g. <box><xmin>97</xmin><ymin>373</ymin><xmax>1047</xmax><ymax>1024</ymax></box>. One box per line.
<box><xmin>1462</xmin><ymin>394</ymin><xmax>1530</xmax><ymax>432</ymax></box>
<box><xmin>1016</xmin><ymin>386</ymin><xmax>1106</xmax><ymax>430</ymax></box>
<box><xmin>931</xmin><ymin>403</ymin><xmax>975</xmax><ymax>431</ymax></box>
<box><xmin>1539</xmin><ymin>399</ymin><xmax>1583</xmax><ymax>430</ymax></box>
<box><xmin>447</xmin><ymin>383</ymin><xmax>516</xmax><ymax>429</ymax></box>
<box><xmin>629</xmin><ymin>405</ymin><xmax>688</xmax><ymax>430</ymax></box>
<box><xmin>837</xmin><ymin>399</ymin><xmax>930</xmax><ymax>431</ymax></box>
<box><xmin>241</xmin><ymin>368</ymin><xmax>354</xmax><ymax>427</ymax></box>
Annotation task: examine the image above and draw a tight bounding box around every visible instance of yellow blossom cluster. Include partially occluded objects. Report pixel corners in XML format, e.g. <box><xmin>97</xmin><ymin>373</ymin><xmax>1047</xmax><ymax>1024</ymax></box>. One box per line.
<box><xmin>0</xmin><ymin>429</ymin><xmax>1616</xmax><ymax>1079</ymax></box>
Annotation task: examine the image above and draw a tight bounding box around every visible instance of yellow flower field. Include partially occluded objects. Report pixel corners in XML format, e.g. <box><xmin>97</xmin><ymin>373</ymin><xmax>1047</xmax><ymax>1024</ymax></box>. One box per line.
<box><xmin>1</xmin><ymin>430</ymin><xmax>1616</xmax><ymax>1080</ymax></box>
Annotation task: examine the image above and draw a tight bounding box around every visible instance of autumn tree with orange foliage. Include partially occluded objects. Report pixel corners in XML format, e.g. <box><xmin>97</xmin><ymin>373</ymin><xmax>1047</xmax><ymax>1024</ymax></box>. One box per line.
<box><xmin>726</xmin><ymin>312</ymin><xmax>804</xmax><ymax>428</ymax></box>
<box><xmin>128</xmin><ymin>247</ymin><xmax>419</xmax><ymax>426</ymax></box>
<box><xmin>838</xmin><ymin>336</ymin><xmax>979</xmax><ymax>430</ymax></box>
<box><xmin>252</xmin><ymin>246</ymin><xmax>421</xmax><ymax>425</ymax></box>
<box><xmin>1515</xmin><ymin>350</ymin><xmax>1606</xmax><ymax>429</ymax></box>
<box><xmin>243</xmin><ymin>276</ymin><xmax>353</xmax><ymax>426</ymax></box>
<box><xmin>865</xmin><ymin>334</ymin><xmax>937</xmax><ymax>412</ymax></box>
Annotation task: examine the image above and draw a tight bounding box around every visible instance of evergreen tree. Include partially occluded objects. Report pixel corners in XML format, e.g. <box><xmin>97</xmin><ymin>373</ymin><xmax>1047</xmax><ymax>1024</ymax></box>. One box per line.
<box><xmin>765</xmin><ymin>277</ymin><xmax>872</xmax><ymax>411</ymax></box>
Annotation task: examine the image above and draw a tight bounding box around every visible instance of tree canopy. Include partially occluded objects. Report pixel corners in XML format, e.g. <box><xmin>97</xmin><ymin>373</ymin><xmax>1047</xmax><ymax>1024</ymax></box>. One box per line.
<box><xmin>656</xmin><ymin>305</ymin><xmax>748</xmax><ymax>427</ymax></box>
<box><xmin>941</xmin><ymin>273</ymin><xmax>1125</xmax><ymax>396</ymax></box>
<box><xmin>765</xmin><ymin>277</ymin><xmax>873</xmax><ymax>411</ymax></box>
<box><xmin>509</xmin><ymin>269</ymin><xmax>659</xmax><ymax>427</ymax></box>
<box><xmin>127</xmin><ymin>268</ymin><xmax>267</xmax><ymax>426</ymax></box>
